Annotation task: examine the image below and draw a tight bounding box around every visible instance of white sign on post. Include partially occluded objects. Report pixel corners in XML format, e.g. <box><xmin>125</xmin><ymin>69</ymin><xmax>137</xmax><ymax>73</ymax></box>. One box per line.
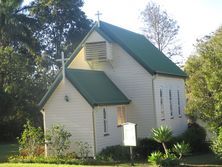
<box><xmin>122</xmin><ymin>122</ymin><xmax>137</xmax><ymax>146</ymax></box>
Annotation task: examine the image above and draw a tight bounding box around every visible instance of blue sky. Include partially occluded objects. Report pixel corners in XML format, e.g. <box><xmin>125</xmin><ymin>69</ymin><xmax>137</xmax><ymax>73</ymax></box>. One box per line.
<box><xmin>24</xmin><ymin>0</ymin><xmax>222</xmax><ymax>62</ymax></box>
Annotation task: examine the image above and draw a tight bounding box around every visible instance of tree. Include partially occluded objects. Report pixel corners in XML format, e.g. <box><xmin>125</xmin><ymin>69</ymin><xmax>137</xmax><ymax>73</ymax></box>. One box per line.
<box><xmin>184</xmin><ymin>27</ymin><xmax>222</xmax><ymax>131</ymax></box>
<box><xmin>212</xmin><ymin>127</ymin><xmax>222</xmax><ymax>158</ymax></box>
<box><xmin>152</xmin><ymin>126</ymin><xmax>172</xmax><ymax>156</ymax></box>
<box><xmin>0</xmin><ymin>46</ymin><xmax>49</xmax><ymax>141</ymax></box>
<box><xmin>141</xmin><ymin>1</ymin><xmax>181</xmax><ymax>61</ymax></box>
<box><xmin>0</xmin><ymin>0</ymin><xmax>39</xmax><ymax>50</ymax></box>
<box><xmin>0</xmin><ymin>0</ymin><xmax>91</xmax><ymax>142</ymax></box>
<box><xmin>29</xmin><ymin>0</ymin><xmax>92</xmax><ymax>67</ymax></box>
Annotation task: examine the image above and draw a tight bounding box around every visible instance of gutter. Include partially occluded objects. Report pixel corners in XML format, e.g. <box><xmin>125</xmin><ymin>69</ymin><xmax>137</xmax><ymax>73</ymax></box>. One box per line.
<box><xmin>40</xmin><ymin>109</ymin><xmax>48</xmax><ymax>157</ymax></box>
<box><xmin>92</xmin><ymin>108</ymin><xmax>97</xmax><ymax>158</ymax></box>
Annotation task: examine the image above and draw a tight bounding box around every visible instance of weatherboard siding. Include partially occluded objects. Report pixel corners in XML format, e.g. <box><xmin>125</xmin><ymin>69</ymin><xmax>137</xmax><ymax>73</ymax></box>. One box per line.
<box><xmin>153</xmin><ymin>76</ymin><xmax>187</xmax><ymax>135</ymax></box>
<box><xmin>94</xmin><ymin>106</ymin><xmax>122</xmax><ymax>153</ymax></box>
<box><xmin>86</xmin><ymin>30</ymin><xmax>106</xmax><ymax>43</ymax></box>
<box><xmin>93</xmin><ymin>43</ymin><xmax>156</xmax><ymax>138</ymax></box>
<box><xmin>68</xmin><ymin>48</ymin><xmax>90</xmax><ymax>69</ymax></box>
<box><xmin>43</xmin><ymin>78</ymin><xmax>94</xmax><ymax>156</ymax></box>
<box><xmin>69</xmin><ymin>30</ymin><xmax>156</xmax><ymax>138</ymax></box>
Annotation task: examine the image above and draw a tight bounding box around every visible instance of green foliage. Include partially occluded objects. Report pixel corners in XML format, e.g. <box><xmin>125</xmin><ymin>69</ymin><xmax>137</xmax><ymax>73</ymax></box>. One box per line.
<box><xmin>152</xmin><ymin>126</ymin><xmax>173</xmax><ymax>143</ymax></box>
<box><xmin>30</xmin><ymin>0</ymin><xmax>92</xmax><ymax>63</ymax></box>
<box><xmin>0</xmin><ymin>0</ymin><xmax>39</xmax><ymax>49</ymax></box>
<box><xmin>148</xmin><ymin>151</ymin><xmax>163</xmax><ymax>166</ymax></box>
<box><xmin>152</xmin><ymin>126</ymin><xmax>173</xmax><ymax>155</ymax></box>
<box><xmin>75</xmin><ymin>141</ymin><xmax>91</xmax><ymax>159</ymax></box>
<box><xmin>0</xmin><ymin>46</ymin><xmax>47</xmax><ymax>142</ymax></box>
<box><xmin>181</xmin><ymin>123</ymin><xmax>208</xmax><ymax>153</ymax></box>
<box><xmin>172</xmin><ymin>141</ymin><xmax>190</xmax><ymax>159</ymax></box>
<box><xmin>160</xmin><ymin>153</ymin><xmax>180</xmax><ymax>167</ymax></box>
<box><xmin>18</xmin><ymin>120</ymin><xmax>44</xmax><ymax>156</ymax></box>
<box><xmin>0</xmin><ymin>0</ymin><xmax>92</xmax><ymax>142</ymax></box>
<box><xmin>135</xmin><ymin>138</ymin><xmax>163</xmax><ymax>159</ymax></box>
<box><xmin>211</xmin><ymin>127</ymin><xmax>222</xmax><ymax>158</ymax></box>
<box><xmin>46</xmin><ymin>124</ymin><xmax>71</xmax><ymax>157</ymax></box>
<box><xmin>185</xmin><ymin>27</ymin><xmax>222</xmax><ymax>131</ymax></box>
<box><xmin>8</xmin><ymin>155</ymin><xmax>114</xmax><ymax>165</ymax></box>
<box><xmin>97</xmin><ymin>145</ymin><xmax>130</xmax><ymax>161</ymax></box>
<box><xmin>148</xmin><ymin>152</ymin><xmax>179</xmax><ymax>167</ymax></box>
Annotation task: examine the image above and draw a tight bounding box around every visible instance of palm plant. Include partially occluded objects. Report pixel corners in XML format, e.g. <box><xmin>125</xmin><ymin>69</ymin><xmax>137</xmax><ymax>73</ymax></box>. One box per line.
<box><xmin>152</xmin><ymin>126</ymin><xmax>172</xmax><ymax>156</ymax></box>
<box><xmin>173</xmin><ymin>141</ymin><xmax>190</xmax><ymax>159</ymax></box>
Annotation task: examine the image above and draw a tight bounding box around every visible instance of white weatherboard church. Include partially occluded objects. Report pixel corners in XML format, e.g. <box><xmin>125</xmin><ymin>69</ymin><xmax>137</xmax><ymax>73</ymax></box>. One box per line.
<box><xmin>39</xmin><ymin>21</ymin><xmax>188</xmax><ymax>156</ymax></box>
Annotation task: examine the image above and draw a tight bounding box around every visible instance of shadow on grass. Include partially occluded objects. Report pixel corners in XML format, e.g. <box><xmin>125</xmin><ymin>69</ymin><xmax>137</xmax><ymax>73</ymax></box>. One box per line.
<box><xmin>0</xmin><ymin>143</ymin><xmax>18</xmax><ymax>162</ymax></box>
<box><xmin>181</xmin><ymin>153</ymin><xmax>222</xmax><ymax>167</ymax></box>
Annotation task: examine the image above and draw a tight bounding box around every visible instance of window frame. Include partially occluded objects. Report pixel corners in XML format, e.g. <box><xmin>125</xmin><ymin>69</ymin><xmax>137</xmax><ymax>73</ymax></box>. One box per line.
<box><xmin>177</xmin><ymin>90</ymin><xmax>182</xmax><ymax>118</ymax></box>
<box><xmin>103</xmin><ymin>108</ymin><xmax>109</xmax><ymax>136</ymax></box>
<box><xmin>169</xmin><ymin>89</ymin><xmax>174</xmax><ymax>119</ymax></box>
<box><xmin>160</xmin><ymin>87</ymin><xmax>165</xmax><ymax>120</ymax></box>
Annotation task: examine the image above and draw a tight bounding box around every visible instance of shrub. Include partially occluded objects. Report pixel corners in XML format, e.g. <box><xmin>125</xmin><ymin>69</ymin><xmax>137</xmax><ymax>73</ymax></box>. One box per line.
<box><xmin>148</xmin><ymin>152</ymin><xmax>179</xmax><ymax>167</ymax></box>
<box><xmin>8</xmin><ymin>155</ymin><xmax>114</xmax><ymax>165</ymax></box>
<box><xmin>18</xmin><ymin>120</ymin><xmax>44</xmax><ymax>156</ymax></box>
<box><xmin>135</xmin><ymin>138</ymin><xmax>163</xmax><ymax>159</ymax></box>
<box><xmin>46</xmin><ymin>124</ymin><xmax>72</xmax><ymax>157</ymax></box>
<box><xmin>172</xmin><ymin>141</ymin><xmax>190</xmax><ymax>159</ymax></box>
<box><xmin>160</xmin><ymin>153</ymin><xmax>180</xmax><ymax>167</ymax></box>
<box><xmin>152</xmin><ymin>126</ymin><xmax>173</xmax><ymax>156</ymax></box>
<box><xmin>97</xmin><ymin>145</ymin><xmax>130</xmax><ymax>161</ymax></box>
<box><xmin>211</xmin><ymin>127</ymin><xmax>222</xmax><ymax>158</ymax></box>
<box><xmin>181</xmin><ymin>123</ymin><xmax>208</xmax><ymax>153</ymax></box>
<box><xmin>75</xmin><ymin>141</ymin><xmax>92</xmax><ymax>159</ymax></box>
<box><xmin>148</xmin><ymin>151</ymin><xmax>163</xmax><ymax>166</ymax></box>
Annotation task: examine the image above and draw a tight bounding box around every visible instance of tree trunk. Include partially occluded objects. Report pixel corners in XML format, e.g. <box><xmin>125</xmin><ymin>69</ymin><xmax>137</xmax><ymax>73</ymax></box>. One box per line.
<box><xmin>162</xmin><ymin>142</ymin><xmax>168</xmax><ymax>156</ymax></box>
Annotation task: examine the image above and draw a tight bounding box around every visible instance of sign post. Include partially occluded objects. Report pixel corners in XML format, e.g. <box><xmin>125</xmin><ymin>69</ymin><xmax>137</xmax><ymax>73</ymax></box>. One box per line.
<box><xmin>122</xmin><ymin>122</ymin><xmax>137</xmax><ymax>166</ymax></box>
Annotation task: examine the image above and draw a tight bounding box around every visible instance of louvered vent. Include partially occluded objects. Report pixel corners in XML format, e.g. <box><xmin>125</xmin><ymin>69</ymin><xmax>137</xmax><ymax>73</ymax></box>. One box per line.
<box><xmin>84</xmin><ymin>41</ymin><xmax>112</xmax><ymax>62</ymax></box>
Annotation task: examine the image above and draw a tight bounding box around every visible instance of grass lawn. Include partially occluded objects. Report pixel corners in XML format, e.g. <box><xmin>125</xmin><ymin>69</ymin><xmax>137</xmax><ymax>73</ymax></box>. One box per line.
<box><xmin>0</xmin><ymin>143</ymin><xmax>222</xmax><ymax>166</ymax></box>
<box><xmin>1</xmin><ymin>154</ymin><xmax>222</xmax><ymax>167</ymax></box>
<box><xmin>0</xmin><ymin>143</ymin><xmax>18</xmax><ymax>162</ymax></box>
<box><xmin>0</xmin><ymin>163</ymin><xmax>151</xmax><ymax>167</ymax></box>
<box><xmin>0</xmin><ymin>164</ymin><xmax>83</xmax><ymax>167</ymax></box>
<box><xmin>181</xmin><ymin>153</ymin><xmax>222</xmax><ymax>166</ymax></box>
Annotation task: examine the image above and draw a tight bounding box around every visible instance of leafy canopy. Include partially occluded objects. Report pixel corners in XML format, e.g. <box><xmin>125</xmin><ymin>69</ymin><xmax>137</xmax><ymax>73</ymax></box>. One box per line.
<box><xmin>185</xmin><ymin>27</ymin><xmax>222</xmax><ymax>131</ymax></box>
<box><xmin>30</xmin><ymin>0</ymin><xmax>92</xmax><ymax>64</ymax></box>
<box><xmin>0</xmin><ymin>0</ymin><xmax>91</xmax><ymax>142</ymax></box>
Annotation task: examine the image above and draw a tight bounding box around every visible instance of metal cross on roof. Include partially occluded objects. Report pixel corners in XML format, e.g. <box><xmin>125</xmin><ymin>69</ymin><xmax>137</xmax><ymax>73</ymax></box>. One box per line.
<box><xmin>56</xmin><ymin>52</ymin><xmax>69</xmax><ymax>81</ymax></box>
<box><xmin>95</xmin><ymin>11</ymin><xmax>102</xmax><ymax>27</ymax></box>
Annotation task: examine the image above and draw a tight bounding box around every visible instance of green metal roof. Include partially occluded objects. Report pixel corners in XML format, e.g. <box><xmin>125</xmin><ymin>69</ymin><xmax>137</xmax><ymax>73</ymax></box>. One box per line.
<box><xmin>99</xmin><ymin>21</ymin><xmax>187</xmax><ymax>77</ymax></box>
<box><xmin>66</xmin><ymin>69</ymin><xmax>130</xmax><ymax>107</ymax></box>
<box><xmin>38</xmin><ymin>21</ymin><xmax>186</xmax><ymax>109</ymax></box>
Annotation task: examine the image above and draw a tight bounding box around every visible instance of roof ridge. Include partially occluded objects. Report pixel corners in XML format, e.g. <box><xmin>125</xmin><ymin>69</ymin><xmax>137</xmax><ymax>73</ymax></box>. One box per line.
<box><xmin>100</xmin><ymin>21</ymin><xmax>144</xmax><ymax>37</ymax></box>
<box><xmin>66</xmin><ymin>68</ymin><xmax>104</xmax><ymax>73</ymax></box>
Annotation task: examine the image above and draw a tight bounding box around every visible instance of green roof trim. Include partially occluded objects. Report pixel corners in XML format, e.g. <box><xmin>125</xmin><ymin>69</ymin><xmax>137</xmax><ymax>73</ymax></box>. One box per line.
<box><xmin>66</xmin><ymin>69</ymin><xmax>131</xmax><ymax>107</ymax></box>
<box><xmin>38</xmin><ymin>21</ymin><xmax>187</xmax><ymax>109</ymax></box>
<box><xmin>99</xmin><ymin>21</ymin><xmax>187</xmax><ymax>77</ymax></box>
<box><xmin>38</xmin><ymin>23</ymin><xmax>99</xmax><ymax>109</ymax></box>
<box><xmin>38</xmin><ymin>73</ymin><xmax>62</xmax><ymax>109</ymax></box>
